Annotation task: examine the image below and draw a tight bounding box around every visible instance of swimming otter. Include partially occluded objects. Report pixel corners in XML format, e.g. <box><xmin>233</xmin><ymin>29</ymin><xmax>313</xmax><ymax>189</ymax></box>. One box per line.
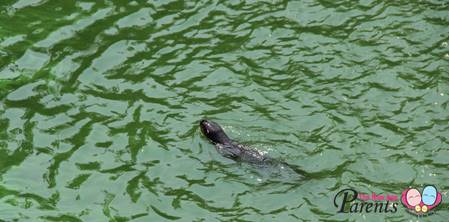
<box><xmin>199</xmin><ymin>119</ymin><xmax>308</xmax><ymax>179</ymax></box>
<box><xmin>199</xmin><ymin>119</ymin><xmax>276</xmax><ymax>163</ymax></box>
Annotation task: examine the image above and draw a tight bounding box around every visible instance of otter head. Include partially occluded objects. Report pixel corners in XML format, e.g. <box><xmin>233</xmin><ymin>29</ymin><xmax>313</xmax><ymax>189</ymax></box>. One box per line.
<box><xmin>199</xmin><ymin>119</ymin><xmax>231</xmax><ymax>145</ymax></box>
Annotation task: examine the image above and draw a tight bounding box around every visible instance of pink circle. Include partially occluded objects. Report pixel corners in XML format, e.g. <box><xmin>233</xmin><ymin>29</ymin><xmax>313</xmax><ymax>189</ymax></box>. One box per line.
<box><xmin>406</xmin><ymin>189</ymin><xmax>421</xmax><ymax>206</ymax></box>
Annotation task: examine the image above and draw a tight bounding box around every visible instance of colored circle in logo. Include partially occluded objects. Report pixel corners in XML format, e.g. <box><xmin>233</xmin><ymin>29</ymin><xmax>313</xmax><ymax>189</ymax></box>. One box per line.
<box><xmin>422</xmin><ymin>185</ymin><xmax>437</xmax><ymax>205</ymax></box>
<box><xmin>405</xmin><ymin>188</ymin><xmax>421</xmax><ymax>206</ymax></box>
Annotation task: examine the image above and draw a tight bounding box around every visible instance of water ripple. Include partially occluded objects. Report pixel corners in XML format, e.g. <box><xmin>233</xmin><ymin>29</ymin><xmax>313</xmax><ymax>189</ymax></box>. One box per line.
<box><xmin>0</xmin><ymin>0</ymin><xmax>448</xmax><ymax>221</ymax></box>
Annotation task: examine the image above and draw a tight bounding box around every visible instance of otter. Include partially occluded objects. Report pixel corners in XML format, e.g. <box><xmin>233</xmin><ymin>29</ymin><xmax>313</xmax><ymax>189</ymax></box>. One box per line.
<box><xmin>199</xmin><ymin>119</ymin><xmax>308</xmax><ymax>179</ymax></box>
<box><xmin>199</xmin><ymin>119</ymin><xmax>278</xmax><ymax>164</ymax></box>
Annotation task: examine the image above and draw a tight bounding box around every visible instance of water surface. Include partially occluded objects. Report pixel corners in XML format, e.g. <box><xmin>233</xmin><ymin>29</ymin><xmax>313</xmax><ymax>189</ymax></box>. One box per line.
<box><xmin>0</xmin><ymin>0</ymin><xmax>448</xmax><ymax>221</ymax></box>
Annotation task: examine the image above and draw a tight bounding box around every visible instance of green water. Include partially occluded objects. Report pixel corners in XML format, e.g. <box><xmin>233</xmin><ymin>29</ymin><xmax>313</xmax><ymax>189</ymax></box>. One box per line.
<box><xmin>1</xmin><ymin>0</ymin><xmax>449</xmax><ymax>221</ymax></box>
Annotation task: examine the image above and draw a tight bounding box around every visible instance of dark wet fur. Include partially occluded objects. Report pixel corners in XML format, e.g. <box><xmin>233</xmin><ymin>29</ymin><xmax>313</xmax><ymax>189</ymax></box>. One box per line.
<box><xmin>199</xmin><ymin>119</ymin><xmax>307</xmax><ymax>177</ymax></box>
<box><xmin>200</xmin><ymin>119</ymin><xmax>266</xmax><ymax>162</ymax></box>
